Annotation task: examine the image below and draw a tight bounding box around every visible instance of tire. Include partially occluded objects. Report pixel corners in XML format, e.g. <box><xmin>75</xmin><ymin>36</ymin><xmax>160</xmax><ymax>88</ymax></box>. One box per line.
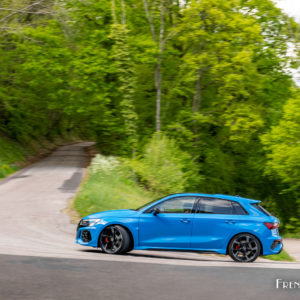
<box><xmin>99</xmin><ymin>225</ymin><xmax>131</xmax><ymax>254</ymax></box>
<box><xmin>228</xmin><ymin>233</ymin><xmax>261</xmax><ymax>263</ymax></box>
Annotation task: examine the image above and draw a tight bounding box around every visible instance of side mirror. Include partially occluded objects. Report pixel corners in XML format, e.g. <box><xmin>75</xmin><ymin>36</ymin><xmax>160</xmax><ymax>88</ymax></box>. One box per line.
<box><xmin>152</xmin><ymin>207</ymin><xmax>160</xmax><ymax>216</ymax></box>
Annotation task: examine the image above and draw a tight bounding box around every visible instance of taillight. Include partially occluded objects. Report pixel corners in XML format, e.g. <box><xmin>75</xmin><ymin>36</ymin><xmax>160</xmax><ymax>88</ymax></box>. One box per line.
<box><xmin>264</xmin><ymin>222</ymin><xmax>279</xmax><ymax>230</ymax></box>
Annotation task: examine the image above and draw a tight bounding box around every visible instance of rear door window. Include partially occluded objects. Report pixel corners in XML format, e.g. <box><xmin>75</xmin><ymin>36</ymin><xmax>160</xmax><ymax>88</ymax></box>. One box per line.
<box><xmin>197</xmin><ymin>198</ymin><xmax>248</xmax><ymax>215</ymax></box>
<box><xmin>198</xmin><ymin>198</ymin><xmax>234</xmax><ymax>214</ymax></box>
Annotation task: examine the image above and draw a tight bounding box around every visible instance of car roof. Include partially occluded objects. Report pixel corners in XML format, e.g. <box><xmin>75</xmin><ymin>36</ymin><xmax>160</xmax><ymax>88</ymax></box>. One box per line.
<box><xmin>166</xmin><ymin>193</ymin><xmax>261</xmax><ymax>204</ymax></box>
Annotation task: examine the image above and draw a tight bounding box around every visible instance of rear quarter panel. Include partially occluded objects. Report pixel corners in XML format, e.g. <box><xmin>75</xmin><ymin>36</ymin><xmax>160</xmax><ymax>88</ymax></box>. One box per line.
<box><xmin>223</xmin><ymin>202</ymin><xmax>280</xmax><ymax>255</ymax></box>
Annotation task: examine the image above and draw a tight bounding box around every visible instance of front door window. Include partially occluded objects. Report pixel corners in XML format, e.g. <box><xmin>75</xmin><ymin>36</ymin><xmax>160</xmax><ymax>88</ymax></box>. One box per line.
<box><xmin>153</xmin><ymin>197</ymin><xmax>196</xmax><ymax>214</ymax></box>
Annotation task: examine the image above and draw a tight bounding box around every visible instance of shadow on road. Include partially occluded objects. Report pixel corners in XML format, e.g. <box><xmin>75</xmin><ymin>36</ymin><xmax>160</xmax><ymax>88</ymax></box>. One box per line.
<box><xmin>78</xmin><ymin>249</ymin><xmax>232</xmax><ymax>262</ymax></box>
<box><xmin>77</xmin><ymin>248</ymin><xmax>299</xmax><ymax>266</ymax></box>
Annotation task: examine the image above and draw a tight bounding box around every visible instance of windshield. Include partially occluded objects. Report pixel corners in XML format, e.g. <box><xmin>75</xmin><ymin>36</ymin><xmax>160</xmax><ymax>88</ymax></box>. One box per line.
<box><xmin>135</xmin><ymin>197</ymin><xmax>162</xmax><ymax>211</ymax></box>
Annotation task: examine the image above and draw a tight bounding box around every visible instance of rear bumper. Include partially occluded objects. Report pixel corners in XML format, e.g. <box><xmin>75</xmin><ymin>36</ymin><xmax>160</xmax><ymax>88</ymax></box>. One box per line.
<box><xmin>277</xmin><ymin>243</ymin><xmax>283</xmax><ymax>254</ymax></box>
<box><xmin>262</xmin><ymin>237</ymin><xmax>283</xmax><ymax>256</ymax></box>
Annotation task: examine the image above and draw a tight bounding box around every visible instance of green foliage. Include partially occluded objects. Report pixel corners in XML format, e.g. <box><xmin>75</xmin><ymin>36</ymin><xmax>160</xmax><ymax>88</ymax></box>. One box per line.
<box><xmin>283</xmin><ymin>232</ymin><xmax>300</xmax><ymax>239</ymax></box>
<box><xmin>0</xmin><ymin>164</ymin><xmax>17</xmax><ymax>178</ymax></box>
<box><xmin>74</xmin><ymin>154</ymin><xmax>153</xmax><ymax>217</ymax></box>
<box><xmin>130</xmin><ymin>132</ymin><xmax>201</xmax><ymax>194</ymax></box>
<box><xmin>261</xmin><ymin>93</ymin><xmax>300</xmax><ymax>231</ymax></box>
<box><xmin>284</xmin><ymin>217</ymin><xmax>300</xmax><ymax>235</ymax></box>
<box><xmin>110</xmin><ymin>23</ymin><xmax>138</xmax><ymax>155</ymax></box>
<box><xmin>0</xmin><ymin>135</ymin><xmax>26</xmax><ymax>178</ymax></box>
<box><xmin>262</xmin><ymin>93</ymin><xmax>300</xmax><ymax>191</ymax></box>
<box><xmin>0</xmin><ymin>0</ymin><xmax>299</xmax><ymax>232</ymax></box>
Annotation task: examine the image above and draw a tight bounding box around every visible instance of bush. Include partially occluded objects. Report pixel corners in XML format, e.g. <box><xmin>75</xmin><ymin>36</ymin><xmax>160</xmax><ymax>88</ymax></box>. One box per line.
<box><xmin>0</xmin><ymin>135</ymin><xmax>26</xmax><ymax>178</ymax></box>
<box><xmin>74</xmin><ymin>134</ymin><xmax>202</xmax><ymax>217</ymax></box>
<box><xmin>0</xmin><ymin>164</ymin><xmax>18</xmax><ymax>178</ymax></box>
<box><xmin>130</xmin><ymin>132</ymin><xmax>201</xmax><ymax>194</ymax></box>
<box><xmin>74</xmin><ymin>154</ymin><xmax>153</xmax><ymax>217</ymax></box>
<box><xmin>88</xmin><ymin>154</ymin><xmax>120</xmax><ymax>175</ymax></box>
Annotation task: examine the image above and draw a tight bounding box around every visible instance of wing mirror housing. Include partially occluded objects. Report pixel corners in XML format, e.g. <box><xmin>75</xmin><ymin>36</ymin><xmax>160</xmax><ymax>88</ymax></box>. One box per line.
<box><xmin>152</xmin><ymin>207</ymin><xmax>160</xmax><ymax>216</ymax></box>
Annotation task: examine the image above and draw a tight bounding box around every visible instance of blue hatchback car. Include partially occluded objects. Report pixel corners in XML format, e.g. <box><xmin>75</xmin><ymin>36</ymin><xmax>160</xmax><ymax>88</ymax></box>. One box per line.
<box><xmin>76</xmin><ymin>193</ymin><xmax>283</xmax><ymax>262</ymax></box>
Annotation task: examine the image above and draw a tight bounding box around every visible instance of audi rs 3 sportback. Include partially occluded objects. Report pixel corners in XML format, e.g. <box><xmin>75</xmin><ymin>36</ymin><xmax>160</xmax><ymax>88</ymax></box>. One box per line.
<box><xmin>76</xmin><ymin>193</ymin><xmax>283</xmax><ymax>262</ymax></box>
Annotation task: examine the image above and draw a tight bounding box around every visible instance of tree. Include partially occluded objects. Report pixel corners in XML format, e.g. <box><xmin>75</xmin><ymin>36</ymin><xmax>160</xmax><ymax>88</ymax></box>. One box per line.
<box><xmin>262</xmin><ymin>93</ymin><xmax>300</xmax><ymax>192</ymax></box>
<box><xmin>110</xmin><ymin>0</ymin><xmax>138</xmax><ymax>156</ymax></box>
<box><xmin>142</xmin><ymin>0</ymin><xmax>173</xmax><ymax>131</ymax></box>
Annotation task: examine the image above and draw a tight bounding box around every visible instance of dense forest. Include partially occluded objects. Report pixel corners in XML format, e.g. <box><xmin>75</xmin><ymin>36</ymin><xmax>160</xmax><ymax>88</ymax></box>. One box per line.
<box><xmin>0</xmin><ymin>0</ymin><xmax>299</xmax><ymax>233</ymax></box>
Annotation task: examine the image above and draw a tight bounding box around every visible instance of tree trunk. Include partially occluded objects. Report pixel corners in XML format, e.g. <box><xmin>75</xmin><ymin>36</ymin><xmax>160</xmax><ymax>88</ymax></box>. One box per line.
<box><xmin>121</xmin><ymin>0</ymin><xmax>126</xmax><ymax>25</ymax></box>
<box><xmin>143</xmin><ymin>0</ymin><xmax>165</xmax><ymax>132</ymax></box>
<box><xmin>155</xmin><ymin>1</ymin><xmax>165</xmax><ymax>131</ymax></box>
<box><xmin>155</xmin><ymin>63</ymin><xmax>161</xmax><ymax>131</ymax></box>
<box><xmin>192</xmin><ymin>68</ymin><xmax>202</xmax><ymax>145</ymax></box>
<box><xmin>111</xmin><ymin>0</ymin><xmax>117</xmax><ymax>24</ymax></box>
<box><xmin>142</xmin><ymin>0</ymin><xmax>157</xmax><ymax>42</ymax></box>
<box><xmin>193</xmin><ymin>68</ymin><xmax>202</xmax><ymax>113</ymax></box>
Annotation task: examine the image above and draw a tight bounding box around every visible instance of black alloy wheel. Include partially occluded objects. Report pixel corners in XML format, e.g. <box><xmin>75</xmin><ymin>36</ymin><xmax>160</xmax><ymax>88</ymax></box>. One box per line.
<box><xmin>99</xmin><ymin>225</ymin><xmax>131</xmax><ymax>254</ymax></box>
<box><xmin>228</xmin><ymin>233</ymin><xmax>261</xmax><ymax>263</ymax></box>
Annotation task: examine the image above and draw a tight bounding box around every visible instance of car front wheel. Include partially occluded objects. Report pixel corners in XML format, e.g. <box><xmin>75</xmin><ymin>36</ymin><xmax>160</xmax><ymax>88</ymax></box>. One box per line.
<box><xmin>228</xmin><ymin>233</ymin><xmax>261</xmax><ymax>263</ymax></box>
<box><xmin>99</xmin><ymin>225</ymin><xmax>131</xmax><ymax>254</ymax></box>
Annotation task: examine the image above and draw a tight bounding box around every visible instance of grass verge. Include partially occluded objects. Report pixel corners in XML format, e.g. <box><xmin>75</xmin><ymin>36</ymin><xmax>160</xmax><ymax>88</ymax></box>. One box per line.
<box><xmin>282</xmin><ymin>233</ymin><xmax>300</xmax><ymax>239</ymax></box>
<box><xmin>264</xmin><ymin>249</ymin><xmax>295</xmax><ymax>262</ymax></box>
<box><xmin>0</xmin><ymin>135</ymin><xmax>29</xmax><ymax>178</ymax></box>
<box><xmin>74</xmin><ymin>154</ymin><xmax>155</xmax><ymax>217</ymax></box>
<box><xmin>0</xmin><ymin>134</ymin><xmax>80</xmax><ymax>179</ymax></box>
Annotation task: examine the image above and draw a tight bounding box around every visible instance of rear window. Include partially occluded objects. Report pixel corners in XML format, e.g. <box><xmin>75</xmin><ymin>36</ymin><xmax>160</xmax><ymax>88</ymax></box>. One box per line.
<box><xmin>251</xmin><ymin>203</ymin><xmax>272</xmax><ymax>216</ymax></box>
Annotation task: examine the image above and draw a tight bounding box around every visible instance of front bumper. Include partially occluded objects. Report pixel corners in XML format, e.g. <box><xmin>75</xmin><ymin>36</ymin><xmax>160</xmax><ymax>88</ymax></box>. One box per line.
<box><xmin>76</xmin><ymin>225</ymin><xmax>104</xmax><ymax>248</ymax></box>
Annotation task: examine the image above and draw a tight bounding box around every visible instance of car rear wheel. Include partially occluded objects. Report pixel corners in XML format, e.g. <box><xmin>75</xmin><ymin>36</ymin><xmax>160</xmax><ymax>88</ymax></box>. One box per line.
<box><xmin>99</xmin><ymin>225</ymin><xmax>131</xmax><ymax>254</ymax></box>
<box><xmin>228</xmin><ymin>233</ymin><xmax>261</xmax><ymax>263</ymax></box>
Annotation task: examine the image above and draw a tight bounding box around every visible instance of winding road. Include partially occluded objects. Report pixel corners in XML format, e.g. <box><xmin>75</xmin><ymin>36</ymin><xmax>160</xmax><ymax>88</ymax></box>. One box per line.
<box><xmin>0</xmin><ymin>142</ymin><xmax>299</xmax><ymax>299</ymax></box>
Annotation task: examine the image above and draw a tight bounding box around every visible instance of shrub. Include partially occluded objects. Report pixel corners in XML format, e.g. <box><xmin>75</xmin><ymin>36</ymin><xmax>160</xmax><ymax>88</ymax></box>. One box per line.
<box><xmin>0</xmin><ymin>164</ymin><xmax>16</xmax><ymax>178</ymax></box>
<box><xmin>74</xmin><ymin>154</ymin><xmax>153</xmax><ymax>216</ymax></box>
<box><xmin>131</xmin><ymin>132</ymin><xmax>201</xmax><ymax>194</ymax></box>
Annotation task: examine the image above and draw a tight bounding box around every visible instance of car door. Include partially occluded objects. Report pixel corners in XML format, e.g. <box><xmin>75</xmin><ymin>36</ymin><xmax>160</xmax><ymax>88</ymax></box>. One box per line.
<box><xmin>191</xmin><ymin>197</ymin><xmax>245</xmax><ymax>251</ymax></box>
<box><xmin>139</xmin><ymin>196</ymin><xmax>197</xmax><ymax>249</ymax></box>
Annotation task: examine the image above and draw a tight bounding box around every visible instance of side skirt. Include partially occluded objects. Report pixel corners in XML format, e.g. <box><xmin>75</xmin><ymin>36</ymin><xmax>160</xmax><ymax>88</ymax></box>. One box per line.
<box><xmin>133</xmin><ymin>247</ymin><xmax>226</xmax><ymax>255</ymax></box>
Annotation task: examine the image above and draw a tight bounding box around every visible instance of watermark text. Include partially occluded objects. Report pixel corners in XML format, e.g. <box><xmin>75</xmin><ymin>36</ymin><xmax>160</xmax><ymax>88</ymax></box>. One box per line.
<box><xmin>276</xmin><ymin>279</ymin><xmax>300</xmax><ymax>289</ymax></box>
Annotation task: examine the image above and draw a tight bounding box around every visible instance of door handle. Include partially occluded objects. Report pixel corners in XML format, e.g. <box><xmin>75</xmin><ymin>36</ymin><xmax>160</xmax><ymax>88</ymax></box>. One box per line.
<box><xmin>180</xmin><ymin>218</ymin><xmax>191</xmax><ymax>224</ymax></box>
<box><xmin>225</xmin><ymin>220</ymin><xmax>236</xmax><ymax>224</ymax></box>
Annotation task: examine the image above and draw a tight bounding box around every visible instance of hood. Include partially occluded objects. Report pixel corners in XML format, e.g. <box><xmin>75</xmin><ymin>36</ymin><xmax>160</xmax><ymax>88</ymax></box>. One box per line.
<box><xmin>83</xmin><ymin>209</ymin><xmax>139</xmax><ymax>219</ymax></box>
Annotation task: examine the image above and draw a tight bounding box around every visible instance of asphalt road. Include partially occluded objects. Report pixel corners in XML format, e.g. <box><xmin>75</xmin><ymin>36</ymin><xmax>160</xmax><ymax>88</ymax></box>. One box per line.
<box><xmin>0</xmin><ymin>142</ymin><xmax>299</xmax><ymax>299</ymax></box>
<box><xmin>1</xmin><ymin>254</ymin><xmax>299</xmax><ymax>300</ymax></box>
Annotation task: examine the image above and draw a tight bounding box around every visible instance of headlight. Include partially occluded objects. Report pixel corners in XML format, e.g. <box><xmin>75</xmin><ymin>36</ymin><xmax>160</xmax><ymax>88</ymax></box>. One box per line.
<box><xmin>79</xmin><ymin>218</ymin><xmax>104</xmax><ymax>227</ymax></box>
